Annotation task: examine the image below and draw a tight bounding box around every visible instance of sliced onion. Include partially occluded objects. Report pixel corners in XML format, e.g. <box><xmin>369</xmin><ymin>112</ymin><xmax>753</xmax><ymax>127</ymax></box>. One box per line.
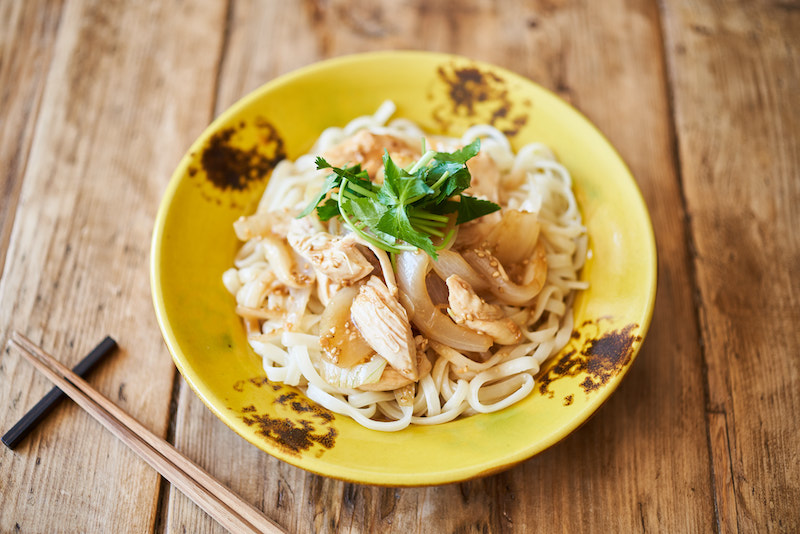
<box><xmin>233</xmin><ymin>213</ymin><xmax>274</xmax><ymax>241</ymax></box>
<box><xmin>484</xmin><ymin>210</ymin><xmax>540</xmax><ymax>266</ymax></box>
<box><xmin>425</xmin><ymin>272</ymin><xmax>449</xmax><ymax>306</ymax></box>
<box><xmin>396</xmin><ymin>251</ymin><xmax>492</xmax><ymax>353</ymax></box>
<box><xmin>284</xmin><ymin>286</ymin><xmax>312</xmax><ymax>331</ymax></box>
<box><xmin>354</xmin><ymin>237</ymin><xmax>398</xmax><ymax>296</ymax></box>
<box><xmin>462</xmin><ymin>245</ymin><xmax>547</xmax><ymax>306</ymax></box>
<box><xmin>261</xmin><ymin>234</ymin><xmax>309</xmax><ymax>288</ymax></box>
<box><xmin>320</xmin><ymin>356</ymin><xmax>387</xmax><ymax>389</ymax></box>
<box><xmin>430</xmin><ymin>249</ymin><xmax>489</xmax><ymax>291</ymax></box>
<box><xmin>318</xmin><ymin>286</ymin><xmax>374</xmax><ymax>367</ymax></box>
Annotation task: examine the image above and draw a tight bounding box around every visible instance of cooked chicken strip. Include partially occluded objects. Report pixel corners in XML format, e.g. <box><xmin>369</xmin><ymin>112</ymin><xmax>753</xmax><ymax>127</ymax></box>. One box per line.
<box><xmin>287</xmin><ymin>217</ymin><xmax>373</xmax><ymax>285</ymax></box>
<box><xmin>446</xmin><ymin>274</ymin><xmax>522</xmax><ymax>345</ymax></box>
<box><xmin>350</xmin><ymin>276</ymin><xmax>418</xmax><ymax>380</ymax></box>
<box><xmin>465</xmin><ymin>149</ymin><xmax>501</xmax><ymax>204</ymax></box>
<box><xmin>233</xmin><ymin>208</ymin><xmax>296</xmax><ymax>240</ymax></box>
<box><xmin>323</xmin><ymin>130</ymin><xmax>419</xmax><ymax>180</ymax></box>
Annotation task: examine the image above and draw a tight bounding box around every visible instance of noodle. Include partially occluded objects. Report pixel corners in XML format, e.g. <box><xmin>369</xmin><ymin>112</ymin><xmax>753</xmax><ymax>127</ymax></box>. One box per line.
<box><xmin>222</xmin><ymin>101</ymin><xmax>588</xmax><ymax>431</ymax></box>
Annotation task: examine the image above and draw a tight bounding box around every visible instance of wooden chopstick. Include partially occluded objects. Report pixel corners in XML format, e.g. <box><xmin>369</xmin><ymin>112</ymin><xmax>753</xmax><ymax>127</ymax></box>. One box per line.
<box><xmin>8</xmin><ymin>332</ymin><xmax>285</xmax><ymax>534</ymax></box>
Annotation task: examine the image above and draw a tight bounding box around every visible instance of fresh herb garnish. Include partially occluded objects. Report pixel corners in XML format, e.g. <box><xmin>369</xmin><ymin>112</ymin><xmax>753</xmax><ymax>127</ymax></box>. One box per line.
<box><xmin>298</xmin><ymin>138</ymin><xmax>500</xmax><ymax>259</ymax></box>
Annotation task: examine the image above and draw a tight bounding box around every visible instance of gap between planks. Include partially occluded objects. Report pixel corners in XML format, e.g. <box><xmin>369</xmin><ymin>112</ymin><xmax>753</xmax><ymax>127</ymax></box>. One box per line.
<box><xmin>153</xmin><ymin>366</ymin><xmax>183</xmax><ymax>533</ymax></box>
<box><xmin>658</xmin><ymin>0</ymin><xmax>738</xmax><ymax>532</ymax></box>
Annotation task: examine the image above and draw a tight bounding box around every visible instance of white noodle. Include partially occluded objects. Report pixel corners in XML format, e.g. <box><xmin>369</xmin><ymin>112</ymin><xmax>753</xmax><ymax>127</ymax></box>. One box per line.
<box><xmin>224</xmin><ymin>101</ymin><xmax>588</xmax><ymax>431</ymax></box>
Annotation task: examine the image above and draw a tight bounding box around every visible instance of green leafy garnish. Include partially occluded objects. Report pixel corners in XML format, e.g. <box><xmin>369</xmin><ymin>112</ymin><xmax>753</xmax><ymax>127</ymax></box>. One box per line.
<box><xmin>298</xmin><ymin>138</ymin><xmax>500</xmax><ymax>259</ymax></box>
<box><xmin>455</xmin><ymin>195</ymin><xmax>503</xmax><ymax>225</ymax></box>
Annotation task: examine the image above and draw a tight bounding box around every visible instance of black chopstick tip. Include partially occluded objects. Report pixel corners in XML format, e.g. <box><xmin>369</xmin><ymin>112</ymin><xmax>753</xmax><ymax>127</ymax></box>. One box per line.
<box><xmin>2</xmin><ymin>335</ymin><xmax>119</xmax><ymax>450</ymax></box>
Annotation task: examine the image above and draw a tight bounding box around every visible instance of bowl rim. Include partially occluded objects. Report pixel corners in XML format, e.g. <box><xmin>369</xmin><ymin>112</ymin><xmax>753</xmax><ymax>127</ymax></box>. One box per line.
<box><xmin>150</xmin><ymin>50</ymin><xmax>658</xmax><ymax>485</ymax></box>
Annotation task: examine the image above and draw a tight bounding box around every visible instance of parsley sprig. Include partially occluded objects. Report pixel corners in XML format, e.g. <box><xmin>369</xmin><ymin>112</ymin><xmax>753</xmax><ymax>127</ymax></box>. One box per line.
<box><xmin>297</xmin><ymin>138</ymin><xmax>500</xmax><ymax>259</ymax></box>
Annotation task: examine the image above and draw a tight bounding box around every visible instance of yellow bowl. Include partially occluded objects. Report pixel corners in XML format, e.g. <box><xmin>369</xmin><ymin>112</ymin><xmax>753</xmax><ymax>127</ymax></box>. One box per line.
<box><xmin>151</xmin><ymin>51</ymin><xmax>657</xmax><ymax>486</ymax></box>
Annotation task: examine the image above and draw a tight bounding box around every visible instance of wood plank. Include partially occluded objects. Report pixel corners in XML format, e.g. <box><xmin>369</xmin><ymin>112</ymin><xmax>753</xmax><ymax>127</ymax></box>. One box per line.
<box><xmin>0</xmin><ymin>0</ymin><xmax>226</xmax><ymax>531</ymax></box>
<box><xmin>0</xmin><ymin>0</ymin><xmax>64</xmax><ymax>274</ymax></box>
<box><xmin>708</xmin><ymin>411</ymin><xmax>737</xmax><ymax>533</ymax></box>
<box><xmin>661</xmin><ymin>1</ymin><xmax>800</xmax><ymax>530</ymax></box>
<box><xmin>166</xmin><ymin>0</ymin><xmax>716</xmax><ymax>532</ymax></box>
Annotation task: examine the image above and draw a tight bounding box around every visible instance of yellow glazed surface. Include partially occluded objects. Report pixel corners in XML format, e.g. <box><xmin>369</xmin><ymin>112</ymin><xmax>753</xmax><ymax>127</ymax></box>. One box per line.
<box><xmin>150</xmin><ymin>51</ymin><xmax>657</xmax><ymax>485</ymax></box>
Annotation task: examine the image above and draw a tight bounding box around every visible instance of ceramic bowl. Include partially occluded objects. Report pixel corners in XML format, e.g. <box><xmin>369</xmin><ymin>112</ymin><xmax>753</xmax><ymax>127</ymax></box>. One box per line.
<box><xmin>151</xmin><ymin>51</ymin><xmax>657</xmax><ymax>485</ymax></box>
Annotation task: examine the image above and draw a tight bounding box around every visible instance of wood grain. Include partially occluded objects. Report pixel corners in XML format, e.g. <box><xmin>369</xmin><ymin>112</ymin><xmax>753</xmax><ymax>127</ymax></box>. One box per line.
<box><xmin>164</xmin><ymin>1</ymin><xmax>714</xmax><ymax>532</ymax></box>
<box><xmin>2</xmin><ymin>0</ymin><xmax>797</xmax><ymax>531</ymax></box>
<box><xmin>9</xmin><ymin>333</ymin><xmax>284</xmax><ymax>534</ymax></box>
<box><xmin>0</xmin><ymin>0</ymin><xmax>65</xmax><ymax>275</ymax></box>
<box><xmin>0</xmin><ymin>0</ymin><xmax>226</xmax><ymax>531</ymax></box>
<box><xmin>661</xmin><ymin>1</ymin><xmax>800</xmax><ymax>530</ymax></box>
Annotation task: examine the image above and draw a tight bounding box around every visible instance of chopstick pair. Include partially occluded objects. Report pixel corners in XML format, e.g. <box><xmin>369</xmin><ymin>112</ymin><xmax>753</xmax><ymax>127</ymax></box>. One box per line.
<box><xmin>7</xmin><ymin>332</ymin><xmax>284</xmax><ymax>534</ymax></box>
<box><xmin>3</xmin><ymin>336</ymin><xmax>118</xmax><ymax>449</ymax></box>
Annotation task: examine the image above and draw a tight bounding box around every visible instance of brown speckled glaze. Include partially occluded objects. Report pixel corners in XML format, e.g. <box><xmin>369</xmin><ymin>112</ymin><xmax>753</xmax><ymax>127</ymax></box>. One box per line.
<box><xmin>537</xmin><ymin>319</ymin><xmax>642</xmax><ymax>403</ymax></box>
<box><xmin>188</xmin><ymin>117</ymin><xmax>285</xmax><ymax>207</ymax></box>
<box><xmin>432</xmin><ymin>62</ymin><xmax>530</xmax><ymax>136</ymax></box>
<box><xmin>234</xmin><ymin>377</ymin><xmax>337</xmax><ymax>456</ymax></box>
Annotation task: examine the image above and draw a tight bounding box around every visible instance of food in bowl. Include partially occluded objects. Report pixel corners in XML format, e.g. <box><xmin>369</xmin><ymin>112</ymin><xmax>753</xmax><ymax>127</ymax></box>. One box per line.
<box><xmin>222</xmin><ymin>101</ymin><xmax>588</xmax><ymax>431</ymax></box>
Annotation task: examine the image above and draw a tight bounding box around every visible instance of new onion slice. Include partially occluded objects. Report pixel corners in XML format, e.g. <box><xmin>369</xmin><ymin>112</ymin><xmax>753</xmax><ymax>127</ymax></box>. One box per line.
<box><xmin>318</xmin><ymin>286</ymin><xmax>374</xmax><ymax>367</ymax></box>
<box><xmin>430</xmin><ymin>249</ymin><xmax>489</xmax><ymax>292</ymax></box>
<box><xmin>320</xmin><ymin>356</ymin><xmax>387</xmax><ymax>389</ymax></box>
<box><xmin>462</xmin><ymin>243</ymin><xmax>547</xmax><ymax>306</ymax></box>
<box><xmin>396</xmin><ymin>251</ymin><xmax>492</xmax><ymax>353</ymax></box>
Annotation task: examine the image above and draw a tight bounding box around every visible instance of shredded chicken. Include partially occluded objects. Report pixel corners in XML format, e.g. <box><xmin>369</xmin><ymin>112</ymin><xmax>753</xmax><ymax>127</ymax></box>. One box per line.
<box><xmin>446</xmin><ymin>274</ymin><xmax>522</xmax><ymax>345</ymax></box>
<box><xmin>350</xmin><ymin>276</ymin><xmax>418</xmax><ymax>380</ymax></box>
<box><xmin>465</xmin><ymin>149</ymin><xmax>501</xmax><ymax>203</ymax></box>
<box><xmin>233</xmin><ymin>208</ymin><xmax>297</xmax><ymax>240</ymax></box>
<box><xmin>323</xmin><ymin>130</ymin><xmax>420</xmax><ymax>181</ymax></box>
<box><xmin>223</xmin><ymin>108</ymin><xmax>589</xmax><ymax>431</ymax></box>
<box><xmin>287</xmin><ymin>218</ymin><xmax>373</xmax><ymax>286</ymax></box>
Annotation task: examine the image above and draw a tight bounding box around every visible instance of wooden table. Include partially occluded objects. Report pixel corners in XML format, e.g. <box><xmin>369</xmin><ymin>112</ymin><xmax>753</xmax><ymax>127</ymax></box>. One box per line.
<box><xmin>1</xmin><ymin>1</ymin><xmax>797</xmax><ymax>532</ymax></box>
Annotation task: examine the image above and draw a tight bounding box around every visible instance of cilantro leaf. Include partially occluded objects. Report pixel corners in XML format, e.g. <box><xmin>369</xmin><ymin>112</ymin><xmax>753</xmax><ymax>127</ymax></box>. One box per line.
<box><xmin>455</xmin><ymin>195</ymin><xmax>502</xmax><ymax>224</ymax></box>
<box><xmin>298</xmin><ymin>171</ymin><xmax>340</xmax><ymax>218</ymax></box>
<box><xmin>343</xmin><ymin>196</ymin><xmax>400</xmax><ymax>246</ymax></box>
<box><xmin>296</xmin><ymin>137</ymin><xmax>500</xmax><ymax>259</ymax></box>
<box><xmin>347</xmin><ymin>196</ymin><xmax>387</xmax><ymax>227</ymax></box>
<box><xmin>376</xmin><ymin>207</ymin><xmax>437</xmax><ymax>257</ymax></box>
<box><xmin>330</xmin><ymin>167</ymin><xmax>374</xmax><ymax>193</ymax></box>
<box><xmin>379</xmin><ymin>151</ymin><xmax>433</xmax><ymax>206</ymax></box>
<box><xmin>433</xmin><ymin>199</ymin><xmax>461</xmax><ymax>215</ymax></box>
<box><xmin>315</xmin><ymin>155</ymin><xmax>332</xmax><ymax>170</ymax></box>
<box><xmin>317</xmin><ymin>156</ymin><xmax>374</xmax><ymax>192</ymax></box>
<box><xmin>315</xmin><ymin>197</ymin><xmax>340</xmax><ymax>221</ymax></box>
<box><xmin>438</xmin><ymin>165</ymin><xmax>472</xmax><ymax>199</ymax></box>
<box><xmin>432</xmin><ymin>138</ymin><xmax>480</xmax><ymax>164</ymax></box>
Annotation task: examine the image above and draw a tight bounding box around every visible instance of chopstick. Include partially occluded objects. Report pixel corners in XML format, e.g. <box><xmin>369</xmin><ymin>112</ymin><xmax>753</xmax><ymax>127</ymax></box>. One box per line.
<box><xmin>3</xmin><ymin>336</ymin><xmax>117</xmax><ymax>449</ymax></box>
<box><xmin>8</xmin><ymin>332</ymin><xmax>285</xmax><ymax>534</ymax></box>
